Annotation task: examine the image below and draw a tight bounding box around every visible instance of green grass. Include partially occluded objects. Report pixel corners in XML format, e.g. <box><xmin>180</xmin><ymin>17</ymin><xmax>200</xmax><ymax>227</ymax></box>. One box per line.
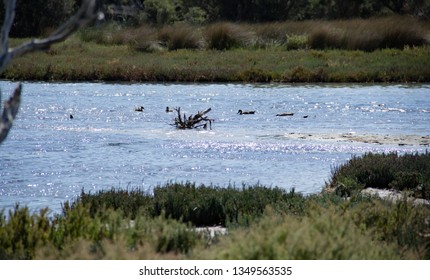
<box><xmin>3</xmin><ymin>36</ymin><xmax>430</xmax><ymax>83</ymax></box>
<box><xmin>3</xmin><ymin>16</ymin><xmax>429</xmax><ymax>83</ymax></box>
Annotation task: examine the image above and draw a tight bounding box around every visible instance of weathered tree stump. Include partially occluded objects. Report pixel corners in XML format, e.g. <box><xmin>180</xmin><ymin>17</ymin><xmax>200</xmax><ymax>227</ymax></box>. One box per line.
<box><xmin>171</xmin><ymin>107</ymin><xmax>214</xmax><ymax>129</ymax></box>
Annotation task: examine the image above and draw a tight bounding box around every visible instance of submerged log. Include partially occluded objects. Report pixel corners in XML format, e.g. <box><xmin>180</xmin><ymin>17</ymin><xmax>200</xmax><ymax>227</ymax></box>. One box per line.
<box><xmin>171</xmin><ymin>107</ymin><xmax>214</xmax><ymax>129</ymax></box>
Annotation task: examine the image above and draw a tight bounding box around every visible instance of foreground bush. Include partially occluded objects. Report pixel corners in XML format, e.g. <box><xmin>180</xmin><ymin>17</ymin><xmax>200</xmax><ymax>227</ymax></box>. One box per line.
<box><xmin>327</xmin><ymin>152</ymin><xmax>430</xmax><ymax>199</ymax></box>
<box><xmin>1</xmin><ymin>183</ymin><xmax>429</xmax><ymax>259</ymax></box>
<box><xmin>71</xmin><ymin>183</ymin><xmax>306</xmax><ymax>227</ymax></box>
<box><xmin>197</xmin><ymin>206</ymin><xmax>398</xmax><ymax>260</ymax></box>
<box><xmin>2</xmin><ymin>151</ymin><xmax>430</xmax><ymax>259</ymax></box>
<box><xmin>0</xmin><ymin>203</ymin><xmax>199</xmax><ymax>259</ymax></box>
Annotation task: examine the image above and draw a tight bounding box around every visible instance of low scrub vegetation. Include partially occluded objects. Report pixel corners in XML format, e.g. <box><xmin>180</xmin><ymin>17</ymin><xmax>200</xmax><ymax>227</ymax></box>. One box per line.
<box><xmin>1</xmin><ymin>152</ymin><xmax>429</xmax><ymax>260</ymax></box>
<box><xmin>71</xmin><ymin>183</ymin><xmax>306</xmax><ymax>227</ymax></box>
<box><xmin>327</xmin><ymin>152</ymin><xmax>430</xmax><ymax>199</ymax></box>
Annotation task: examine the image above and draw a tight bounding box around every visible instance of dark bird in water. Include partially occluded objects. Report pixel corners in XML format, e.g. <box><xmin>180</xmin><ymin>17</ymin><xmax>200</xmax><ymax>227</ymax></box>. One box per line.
<box><xmin>237</xmin><ymin>109</ymin><xmax>256</xmax><ymax>115</ymax></box>
<box><xmin>69</xmin><ymin>114</ymin><xmax>74</xmax><ymax>119</ymax></box>
<box><xmin>276</xmin><ymin>112</ymin><xmax>294</xmax><ymax>116</ymax></box>
<box><xmin>166</xmin><ymin>106</ymin><xmax>173</xmax><ymax>113</ymax></box>
<box><xmin>303</xmin><ymin>115</ymin><xmax>309</xmax><ymax>118</ymax></box>
<box><xmin>135</xmin><ymin>106</ymin><xmax>144</xmax><ymax>112</ymax></box>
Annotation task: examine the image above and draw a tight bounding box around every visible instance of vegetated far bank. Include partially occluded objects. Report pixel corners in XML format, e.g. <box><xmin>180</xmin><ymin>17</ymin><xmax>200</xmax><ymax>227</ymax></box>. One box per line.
<box><xmin>3</xmin><ymin>43</ymin><xmax>429</xmax><ymax>83</ymax></box>
<box><xmin>3</xmin><ymin>17</ymin><xmax>430</xmax><ymax>83</ymax></box>
<box><xmin>1</xmin><ymin>152</ymin><xmax>429</xmax><ymax>260</ymax></box>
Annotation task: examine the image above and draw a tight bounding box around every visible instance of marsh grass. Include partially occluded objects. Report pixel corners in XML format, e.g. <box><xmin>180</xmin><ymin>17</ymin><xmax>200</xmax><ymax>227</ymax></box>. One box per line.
<box><xmin>4</xmin><ymin>37</ymin><xmax>429</xmax><ymax>83</ymax></box>
<box><xmin>77</xmin><ymin>16</ymin><xmax>428</xmax><ymax>52</ymax></box>
<box><xmin>158</xmin><ymin>23</ymin><xmax>203</xmax><ymax>50</ymax></box>
<box><xmin>309</xmin><ymin>17</ymin><xmax>429</xmax><ymax>51</ymax></box>
<box><xmin>204</xmin><ymin>22</ymin><xmax>254</xmax><ymax>50</ymax></box>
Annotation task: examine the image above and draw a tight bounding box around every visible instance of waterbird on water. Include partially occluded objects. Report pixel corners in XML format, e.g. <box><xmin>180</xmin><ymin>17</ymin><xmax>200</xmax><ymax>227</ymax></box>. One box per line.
<box><xmin>135</xmin><ymin>106</ymin><xmax>144</xmax><ymax>112</ymax></box>
<box><xmin>166</xmin><ymin>106</ymin><xmax>173</xmax><ymax>113</ymax></box>
<box><xmin>69</xmin><ymin>114</ymin><xmax>74</xmax><ymax>119</ymax></box>
<box><xmin>276</xmin><ymin>112</ymin><xmax>294</xmax><ymax>116</ymax></box>
<box><xmin>237</xmin><ymin>109</ymin><xmax>255</xmax><ymax>115</ymax></box>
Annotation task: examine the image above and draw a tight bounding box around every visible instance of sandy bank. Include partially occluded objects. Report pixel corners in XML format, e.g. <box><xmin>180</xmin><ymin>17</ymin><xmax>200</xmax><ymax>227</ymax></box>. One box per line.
<box><xmin>283</xmin><ymin>132</ymin><xmax>430</xmax><ymax>146</ymax></box>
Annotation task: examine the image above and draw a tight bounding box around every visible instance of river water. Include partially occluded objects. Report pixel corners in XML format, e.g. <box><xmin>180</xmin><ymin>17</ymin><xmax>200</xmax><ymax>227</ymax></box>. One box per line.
<box><xmin>0</xmin><ymin>81</ymin><xmax>429</xmax><ymax>214</ymax></box>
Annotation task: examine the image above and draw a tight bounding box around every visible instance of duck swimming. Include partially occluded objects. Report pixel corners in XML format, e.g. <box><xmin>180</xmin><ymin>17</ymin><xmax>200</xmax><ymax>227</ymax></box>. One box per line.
<box><xmin>135</xmin><ymin>106</ymin><xmax>144</xmax><ymax>112</ymax></box>
<box><xmin>166</xmin><ymin>106</ymin><xmax>173</xmax><ymax>113</ymax></box>
<box><xmin>237</xmin><ymin>109</ymin><xmax>256</xmax><ymax>115</ymax></box>
<box><xmin>276</xmin><ymin>112</ymin><xmax>294</xmax><ymax>116</ymax></box>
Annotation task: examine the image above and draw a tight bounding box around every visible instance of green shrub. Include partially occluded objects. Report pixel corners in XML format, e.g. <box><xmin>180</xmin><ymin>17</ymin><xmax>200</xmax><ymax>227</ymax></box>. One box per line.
<box><xmin>198</xmin><ymin>206</ymin><xmax>398</xmax><ymax>259</ymax></box>
<box><xmin>351</xmin><ymin>198</ymin><xmax>430</xmax><ymax>259</ymax></box>
<box><xmin>0</xmin><ymin>206</ymin><xmax>51</xmax><ymax>259</ymax></box>
<box><xmin>327</xmin><ymin>152</ymin><xmax>430</xmax><ymax>199</ymax></box>
<box><xmin>67</xmin><ymin>188</ymin><xmax>152</xmax><ymax>219</ymax></box>
<box><xmin>285</xmin><ymin>34</ymin><xmax>309</xmax><ymax>50</ymax></box>
<box><xmin>152</xmin><ymin>182</ymin><xmax>305</xmax><ymax>226</ymax></box>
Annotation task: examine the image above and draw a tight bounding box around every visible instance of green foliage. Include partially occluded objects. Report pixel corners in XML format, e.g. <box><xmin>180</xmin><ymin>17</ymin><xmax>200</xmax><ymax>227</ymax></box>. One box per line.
<box><xmin>5</xmin><ymin>0</ymin><xmax>430</xmax><ymax>39</ymax></box>
<box><xmin>285</xmin><ymin>34</ymin><xmax>309</xmax><ymax>50</ymax></box>
<box><xmin>351</xmin><ymin>198</ymin><xmax>430</xmax><ymax>259</ymax></box>
<box><xmin>327</xmin><ymin>152</ymin><xmax>430</xmax><ymax>199</ymax></box>
<box><xmin>152</xmin><ymin>183</ymin><xmax>306</xmax><ymax>226</ymax></box>
<box><xmin>0</xmin><ymin>206</ymin><xmax>51</xmax><ymax>259</ymax></box>
<box><xmin>66</xmin><ymin>188</ymin><xmax>153</xmax><ymax>220</ymax></box>
<box><xmin>183</xmin><ymin>6</ymin><xmax>208</xmax><ymax>25</ymax></box>
<box><xmin>69</xmin><ymin>182</ymin><xmax>305</xmax><ymax>227</ymax></box>
<box><xmin>1</xmin><ymin>182</ymin><xmax>430</xmax><ymax>259</ymax></box>
<box><xmin>143</xmin><ymin>0</ymin><xmax>181</xmax><ymax>25</ymax></box>
<box><xmin>198</xmin><ymin>205</ymin><xmax>398</xmax><ymax>259</ymax></box>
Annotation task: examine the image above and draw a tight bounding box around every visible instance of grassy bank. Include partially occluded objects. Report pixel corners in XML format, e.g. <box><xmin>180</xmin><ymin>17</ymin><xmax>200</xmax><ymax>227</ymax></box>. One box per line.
<box><xmin>3</xmin><ymin>40</ymin><xmax>429</xmax><ymax>83</ymax></box>
<box><xmin>2</xmin><ymin>17</ymin><xmax>430</xmax><ymax>83</ymax></box>
<box><xmin>1</xmin><ymin>152</ymin><xmax>429</xmax><ymax>260</ymax></box>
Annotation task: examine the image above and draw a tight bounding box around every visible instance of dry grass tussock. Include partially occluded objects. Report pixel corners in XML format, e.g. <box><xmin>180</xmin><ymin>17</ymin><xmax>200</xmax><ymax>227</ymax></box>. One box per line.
<box><xmin>78</xmin><ymin>16</ymin><xmax>429</xmax><ymax>52</ymax></box>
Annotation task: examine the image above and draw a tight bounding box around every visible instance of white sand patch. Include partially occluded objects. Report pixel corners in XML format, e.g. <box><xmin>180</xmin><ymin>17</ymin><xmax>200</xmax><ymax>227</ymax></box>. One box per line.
<box><xmin>283</xmin><ymin>132</ymin><xmax>430</xmax><ymax>146</ymax></box>
<box><xmin>361</xmin><ymin>188</ymin><xmax>430</xmax><ymax>206</ymax></box>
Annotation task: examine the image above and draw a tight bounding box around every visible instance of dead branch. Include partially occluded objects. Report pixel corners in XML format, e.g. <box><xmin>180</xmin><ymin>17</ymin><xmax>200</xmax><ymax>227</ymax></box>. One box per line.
<box><xmin>171</xmin><ymin>107</ymin><xmax>214</xmax><ymax>129</ymax></box>
<box><xmin>0</xmin><ymin>84</ymin><xmax>21</xmax><ymax>143</ymax></box>
<box><xmin>0</xmin><ymin>0</ymin><xmax>101</xmax><ymax>145</ymax></box>
<box><xmin>1</xmin><ymin>0</ymin><xmax>100</xmax><ymax>72</ymax></box>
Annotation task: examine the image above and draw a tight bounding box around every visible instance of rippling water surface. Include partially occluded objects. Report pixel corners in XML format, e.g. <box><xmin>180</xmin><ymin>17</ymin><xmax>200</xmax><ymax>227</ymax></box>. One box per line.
<box><xmin>0</xmin><ymin>81</ymin><xmax>429</xmax><ymax>213</ymax></box>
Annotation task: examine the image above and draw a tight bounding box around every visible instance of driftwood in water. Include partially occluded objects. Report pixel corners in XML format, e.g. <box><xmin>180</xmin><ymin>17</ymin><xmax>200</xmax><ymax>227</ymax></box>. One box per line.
<box><xmin>171</xmin><ymin>107</ymin><xmax>214</xmax><ymax>129</ymax></box>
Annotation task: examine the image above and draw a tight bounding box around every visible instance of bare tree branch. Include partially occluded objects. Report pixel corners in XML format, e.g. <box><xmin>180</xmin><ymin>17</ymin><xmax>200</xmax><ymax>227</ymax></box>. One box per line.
<box><xmin>0</xmin><ymin>83</ymin><xmax>21</xmax><ymax>143</ymax></box>
<box><xmin>0</xmin><ymin>0</ymin><xmax>102</xmax><ymax>145</ymax></box>
<box><xmin>0</xmin><ymin>0</ymin><xmax>17</xmax><ymax>70</ymax></box>
<box><xmin>171</xmin><ymin>107</ymin><xmax>213</xmax><ymax>129</ymax></box>
<box><xmin>0</xmin><ymin>0</ymin><xmax>100</xmax><ymax>73</ymax></box>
